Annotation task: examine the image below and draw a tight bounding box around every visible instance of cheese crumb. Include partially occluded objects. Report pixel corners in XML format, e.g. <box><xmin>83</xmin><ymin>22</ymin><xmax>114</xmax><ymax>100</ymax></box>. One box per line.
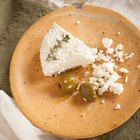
<box><xmin>91</xmin><ymin>61</ymin><xmax>122</xmax><ymax>95</ymax></box>
<box><xmin>81</xmin><ymin>113</ymin><xmax>86</xmax><ymax>117</ymax></box>
<box><xmin>107</xmin><ymin>48</ymin><xmax>114</xmax><ymax>54</ymax></box>
<box><xmin>101</xmin><ymin>62</ymin><xmax>115</xmax><ymax>73</ymax></box>
<box><xmin>84</xmin><ymin>71</ymin><xmax>90</xmax><ymax>76</ymax></box>
<box><xmin>101</xmin><ymin>100</ymin><xmax>105</xmax><ymax>104</ymax></box>
<box><xmin>89</xmin><ymin>77</ymin><xmax>98</xmax><ymax>83</ymax></box>
<box><xmin>115</xmin><ymin>104</ymin><xmax>121</xmax><ymax>110</ymax></box>
<box><xmin>92</xmin><ymin>64</ymin><xmax>97</xmax><ymax>69</ymax></box>
<box><xmin>125</xmin><ymin>52</ymin><xmax>134</xmax><ymax>60</ymax></box>
<box><xmin>119</xmin><ymin>58</ymin><xmax>124</xmax><ymax>63</ymax></box>
<box><xmin>102</xmin><ymin>37</ymin><xmax>113</xmax><ymax>48</ymax></box>
<box><xmin>76</xmin><ymin>84</ymin><xmax>80</xmax><ymax>90</ymax></box>
<box><xmin>99</xmin><ymin>82</ymin><xmax>110</xmax><ymax>95</ymax></box>
<box><xmin>76</xmin><ymin>21</ymin><xmax>80</xmax><ymax>25</ymax></box>
<box><xmin>115</xmin><ymin>44</ymin><xmax>123</xmax><ymax>51</ymax></box>
<box><xmin>137</xmin><ymin>64</ymin><xmax>140</xmax><ymax>69</ymax></box>
<box><xmin>117</xmin><ymin>32</ymin><xmax>121</xmax><ymax>35</ymax></box>
<box><xmin>83</xmin><ymin>98</ymin><xmax>87</xmax><ymax>102</ymax></box>
<box><xmin>68</xmin><ymin>85</ymin><xmax>72</xmax><ymax>89</ymax></box>
<box><xmin>98</xmin><ymin>78</ymin><xmax>105</xmax><ymax>86</ymax></box>
<box><xmin>93</xmin><ymin>67</ymin><xmax>105</xmax><ymax>78</ymax></box>
<box><xmin>119</xmin><ymin>68</ymin><xmax>129</xmax><ymax>73</ymax></box>
<box><xmin>109</xmin><ymin>83</ymin><xmax>124</xmax><ymax>95</ymax></box>
<box><xmin>114</xmin><ymin>51</ymin><xmax>124</xmax><ymax>59</ymax></box>
<box><xmin>92</xmin><ymin>48</ymin><xmax>98</xmax><ymax>54</ymax></box>
<box><xmin>125</xmin><ymin>76</ymin><xmax>128</xmax><ymax>83</ymax></box>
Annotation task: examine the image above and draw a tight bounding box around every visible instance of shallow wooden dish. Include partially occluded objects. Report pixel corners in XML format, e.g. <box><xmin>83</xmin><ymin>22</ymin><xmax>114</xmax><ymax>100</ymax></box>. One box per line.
<box><xmin>10</xmin><ymin>5</ymin><xmax>140</xmax><ymax>138</ymax></box>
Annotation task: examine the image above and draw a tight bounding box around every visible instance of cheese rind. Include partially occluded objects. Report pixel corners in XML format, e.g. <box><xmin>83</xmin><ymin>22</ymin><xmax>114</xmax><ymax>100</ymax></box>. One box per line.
<box><xmin>40</xmin><ymin>23</ymin><xmax>95</xmax><ymax>76</ymax></box>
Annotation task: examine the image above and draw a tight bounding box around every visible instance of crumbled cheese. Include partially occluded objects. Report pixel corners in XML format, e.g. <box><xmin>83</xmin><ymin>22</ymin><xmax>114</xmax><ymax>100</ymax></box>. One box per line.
<box><xmin>93</xmin><ymin>82</ymin><xmax>100</xmax><ymax>87</ymax></box>
<box><xmin>88</xmin><ymin>36</ymin><xmax>134</xmax><ymax>96</ymax></box>
<box><xmin>125</xmin><ymin>76</ymin><xmax>128</xmax><ymax>83</ymax></box>
<box><xmin>115</xmin><ymin>44</ymin><xmax>123</xmax><ymax>51</ymax></box>
<box><xmin>84</xmin><ymin>71</ymin><xmax>90</xmax><ymax>76</ymax></box>
<box><xmin>40</xmin><ymin>23</ymin><xmax>96</xmax><ymax>76</ymax></box>
<box><xmin>99</xmin><ymin>49</ymin><xmax>104</xmax><ymax>53</ymax></box>
<box><xmin>81</xmin><ymin>113</ymin><xmax>86</xmax><ymax>117</ymax></box>
<box><xmin>101</xmin><ymin>62</ymin><xmax>115</xmax><ymax>73</ymax></box>
<box><xmin>90</xmin><ymin>59</ymin><xmax>123</xmax><ymax>95</ymax></box>
<box><xmin>89</xmin><ymin>77</ymin><xmax>98</xmax><ymax>83</ymax></box>
<box><xmin>98</xmin><ymin>72</ymin><xmax>121</xmax><ymax>95</ymax></box>
<box><xmin>111</xmin><ymin>58</ymin><xmax>115</xmax><ymax>62</ymax></box>
<box><xmin>102</xmin><ymin>37</ymin><xmax>113</xmax><ymax>48</ymax></box>
<box><xmin>119</xmin><ymin>58</ymin><xmax>124</xmax><ymax>63</ymax></box>
<box><xmin>115</xmin><ymin>104</ymin><xmax>121</xmax><ymax>110</ymax></box>
<box><xmin>107</xmin><ymin>48</ymin><xmax>114</xmax><ymax>54</ymax></box>
<box><xmin>76</xmin><ymin>21</ymin><xmax>80</xmax><ymax>25</ymax></box>
<box><xmin>113</xmin><ymin>44</ymin><xmax>125</xmax><ymax>62</ymax></box>
<box><xmin>76</xmin><ymin>84</ymin><xmax>80</xmax><ymax>90</ymax></box>
<box><xmin>98</xmin><ymin>78</ymin><xmax>105</xmax><ymax>86</ymax></box>
<box><xmin>92</xmin><ymin>48</ymin><xmax>98</xmax><ymax>54</ymax></box>
<box><xmin>114</xmin><ymin>51</ymin><xmax>124</xmax><ymax>58</ymax></box>
<box><xmin>68</xmin><ymin>85</ymin><xmax>72</xmax><ymax>89</ymax></box>
<box><xmin>124</xmin><ymin>53</ymin><xmax>128</xmax><ymax>56</ymax></box>
<box><xmin>124</xmin><ymin>56</ymin><xmax>129</xmax><ymax>60</ymax></box>
<box><xmin>137</xmin><ymin>64</ymin><xmax>140</xmax><ymax>68</ymax></box>
<box><xmin>96</xmin><ymin>51</ymin><xmax>112</xmax><ymax>62</ymax></box>
<box><xmin>98</xmin><ymin>82</ymin><xmax>110</xmax><ymax>95</ymax></box>
<box><xmin>101</xmin><ymin>100</ymin><xmax>105</xmax><ymax>104</ymax></box>
<box><xmin>117</xmin><ymin>32</ymin><xmax>121</xmax><ymax>35</ymax></box>
<box><xmin>109</xmin><ymin>83</ymin><xmax>124</xmax><ymax>95</ymax></box>
<box><xmin>119</xmin><ymin>68</ymin><xmax>129</xmax><ymax>73</ymax></box>
<box><xmin>93</xmin><ymin>66</ymin><xmax>105</xmax><ymax>78</ymax></box>
<box><xmin>109</xmin><ymin>72</ymin><xmax>121</xmax><ymax>82</ymax></box>
<box><xmin>104</xmin><ymin>72</ymin><xmax>111</xmax><ymax>80</ymax></box>
<box><xmin>125</xmin><ymin>52</ymin><xmax>134</xmax><ymax>60</ymax></box>
<box><xmin>92</xmin><ymin>64</ymin><xmax>97</xmax><ymax>69</ymax></box>
<box><xmin>83</xmin><ymin>98</ymin><xmax>87</xmax><ymax>102</ymax></box>
<box><xmin>131</xmin><ymin>52</ymin><xmax>134</xmax><ymax>56</ymax></box>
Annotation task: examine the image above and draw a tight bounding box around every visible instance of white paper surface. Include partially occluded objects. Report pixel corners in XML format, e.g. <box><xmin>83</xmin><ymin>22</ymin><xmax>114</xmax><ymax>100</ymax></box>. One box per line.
<box><xmin>0</xmin><ymin>0</ymin><xmax>140</xmax><ymax>140</ymax></box>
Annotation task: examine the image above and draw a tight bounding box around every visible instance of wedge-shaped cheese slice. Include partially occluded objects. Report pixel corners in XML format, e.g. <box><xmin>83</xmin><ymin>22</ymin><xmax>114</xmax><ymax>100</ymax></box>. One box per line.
<box><xmin>40</xmin><ymin>23</ymin><xmax>95</xmax><ymax>76</ymax></box>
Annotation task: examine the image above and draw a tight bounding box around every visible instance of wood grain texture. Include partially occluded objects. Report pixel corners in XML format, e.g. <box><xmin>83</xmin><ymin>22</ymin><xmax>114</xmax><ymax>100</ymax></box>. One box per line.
<box><xmin>0</xmin><ymin>0</ymin><xmax>139</xmax><ymax>139</ymax></box>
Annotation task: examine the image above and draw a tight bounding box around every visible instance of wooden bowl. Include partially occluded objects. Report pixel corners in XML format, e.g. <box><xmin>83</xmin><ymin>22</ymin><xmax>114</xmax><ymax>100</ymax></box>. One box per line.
<box><xmin>10</xmin><ymin>5</ymin><xmax>140</xmax><ymax>138</ymax></box>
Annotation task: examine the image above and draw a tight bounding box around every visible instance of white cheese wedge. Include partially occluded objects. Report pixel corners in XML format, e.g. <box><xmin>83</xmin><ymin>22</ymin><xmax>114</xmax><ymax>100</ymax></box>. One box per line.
<box><xmin>40</xmin><ymin>23</ymin><xmax>95</xmax><ymax>76</ymax></box>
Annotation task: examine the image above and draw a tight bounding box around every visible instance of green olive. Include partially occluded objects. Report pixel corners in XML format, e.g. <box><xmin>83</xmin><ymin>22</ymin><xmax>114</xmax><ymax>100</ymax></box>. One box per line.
<box><xmin>79</xmin><ymin>83</ymin><xmax>98</xmax><ymax>102</ymax></box>
<box><xmin>58</xmin><ymin>75</ymin><xmax>80</xmax><ymax>94</ymax></box>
